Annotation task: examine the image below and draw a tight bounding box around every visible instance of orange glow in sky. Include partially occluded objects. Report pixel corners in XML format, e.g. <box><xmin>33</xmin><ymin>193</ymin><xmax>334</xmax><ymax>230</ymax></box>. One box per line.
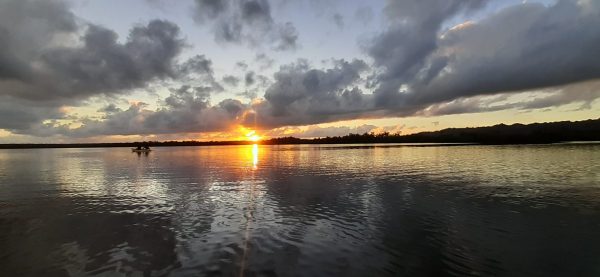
<box><xmin>246</xmin><ymin>131</ymin><xmax>261</xmax><ymax>142</ymax></box>
<box><xmin>239</xmin><ymin>127</ymin><xmax>261</xmax><ymax>142</ymax></box>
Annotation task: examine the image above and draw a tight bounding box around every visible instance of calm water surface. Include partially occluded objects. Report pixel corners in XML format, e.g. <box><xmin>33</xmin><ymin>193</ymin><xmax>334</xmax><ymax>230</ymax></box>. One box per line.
<box><xmin>1</xmin><ymin>144</ymin><xmax>600</xmax><ymax>276</ymax></box>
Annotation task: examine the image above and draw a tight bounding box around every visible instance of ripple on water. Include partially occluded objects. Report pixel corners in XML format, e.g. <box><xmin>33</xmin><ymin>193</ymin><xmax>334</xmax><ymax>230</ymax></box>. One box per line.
<box><xmin>1</xmin><ymin>145</ymin><xmax>600</xmax><ymax>276</ymax></box>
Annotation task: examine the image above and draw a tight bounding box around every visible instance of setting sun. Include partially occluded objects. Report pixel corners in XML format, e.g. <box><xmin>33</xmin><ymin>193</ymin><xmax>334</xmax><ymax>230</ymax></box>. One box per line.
<box><xmin>244</xmin><ymin>130</ymin><xmax>261</xmax><ymax>142</ymax></box>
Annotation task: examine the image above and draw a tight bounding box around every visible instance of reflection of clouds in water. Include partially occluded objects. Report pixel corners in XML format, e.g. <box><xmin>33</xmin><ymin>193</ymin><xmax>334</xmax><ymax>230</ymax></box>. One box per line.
<box><xmin>1</xmin><ymin>145</ymin><xmax>600</xmax><ymax>276</ymax></box>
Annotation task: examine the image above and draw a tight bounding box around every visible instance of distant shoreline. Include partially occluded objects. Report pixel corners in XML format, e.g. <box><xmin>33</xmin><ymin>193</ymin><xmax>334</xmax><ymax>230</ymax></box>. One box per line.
<box><xmin>1</xmin><ymin>118</ymin><xmax>599</xmax><ymax>149</ymax></box>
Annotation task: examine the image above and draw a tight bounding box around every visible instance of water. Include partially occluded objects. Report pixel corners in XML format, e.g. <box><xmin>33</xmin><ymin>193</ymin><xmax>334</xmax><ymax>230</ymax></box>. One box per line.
<box><xmin>1</xmin><ymin>144</ymin><xmax>600</xmax><ymax>276</ymax></box>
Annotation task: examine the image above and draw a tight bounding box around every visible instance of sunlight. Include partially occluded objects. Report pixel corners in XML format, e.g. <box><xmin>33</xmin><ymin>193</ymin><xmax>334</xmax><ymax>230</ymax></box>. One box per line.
<box><xmin>244</xmin><ymin>129</ymin><xmax>261</xmax><ymax>142</ymax></box>
<box><xmin>252</xmin><ymin>144</ymin><xmax>258</xmax><ymax>169</ymax></box>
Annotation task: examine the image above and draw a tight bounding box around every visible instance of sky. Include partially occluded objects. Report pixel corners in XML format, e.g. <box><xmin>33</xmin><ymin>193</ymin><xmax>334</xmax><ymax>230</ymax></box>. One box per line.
<box><xmin>0</xmin><ymin>0</ymin><xmax>599</xmax><ymax>143</ymax></box>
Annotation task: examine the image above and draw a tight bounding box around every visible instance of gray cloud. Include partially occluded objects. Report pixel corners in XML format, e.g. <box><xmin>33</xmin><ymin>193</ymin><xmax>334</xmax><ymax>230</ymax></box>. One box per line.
<box><xmin>299</xmin><ymin>124</ymin><xmax>381</xmax><ymax>137</ymax></box>
<box><xmin>416</xmin><ymin>81</ymin><xmax>600</xmax><ymax>117</ymax></box>
<box><xmin>178</xmin><ymin>55</ymin><xmax>224</xmax><ymax>92</ymax></box>
<box><xmin>274</xmin><ymin>22</ymin><xmax>299</xmax><ymax>51</ymax></box>
<box><xmin>369</xmin><ymin>0</ymin><xmax>600</xmax><ymax>112</ymax></box>
<box><xmin>0</xmin><ymin>0</ymin><xmax>222</xmax><ymax>135</ymax></box>
<box><xmin>193</xmin><ymin>0</ymin><xmax>228</xmax><ymax>22</ymax></box>
<box><xmin>247</xmin><ymin>59</ymin><xmax>373</xmax><ymax>128</ymax></box>
<box><xmin>63</xmin><ymin>86</ymin><xmax>246</xmax><ymax>137</ymax></box>
<box><xmin>247</xmin><ymin>0</ymin><xmax>600</xmax><ymax>130</ymax></box>
<box><xmin>368</xmin><ymin>0</ymin><xmax>489</xmax><ymax>107</ymax></box>
<box><xmin>354</xmin><ymin>6</ymin><xmax>374</xmax><ymax>25</ymax></box>
<box><xmin>222</xmin><ymin>75</ymin><xmax>241</xmax><ymax>86</ymax></box>
<box><xmin>0</xmin><ymin>0</ymin><xmax>77</xmax><ymax>80</ymax></box>
<box><xmin>245</xmin><ymin>71</ymin><xmax>256</xmax><ymax>86</ymax></box>
<box><xmin>192</xmin><ymin>0</ymin><xmax>299</xmax><ymax>50</ymax></box>
<box><xmin>266</xmin><ymin>124</ymin><xmax>405</xmax><ymax>138</ymax></box>
<box><xmin>255</xmin><ymin>53</ymin><xmax>275</xmax><ymax>70</ymax></box>
<box><xmin>0</xmin><ymin>1</ymin><xmax>187</xmax><ymax>102</ymax></box>
<box><xmin>236</xmin><ymin>61</ymin><xmax>249</xmax><ymax>71</ymax></box>
<box><xmin>0</xmin><ymin>96</ymin><xmax>65</xmax><ymax>133</ymax></box>
<box><xmin>4</xmin><ymin>0</ymin><xmax>600</xmax><ymax>139</ymax></box>
<box><xmin>332</xmin><ymin>13</ymin><xmax>344</xmax><ymax>29</ymax></box>
<box><xmin>40</xmin><ymin>20</ymin><xmax>185</xmax><ymax>100</ymax></box>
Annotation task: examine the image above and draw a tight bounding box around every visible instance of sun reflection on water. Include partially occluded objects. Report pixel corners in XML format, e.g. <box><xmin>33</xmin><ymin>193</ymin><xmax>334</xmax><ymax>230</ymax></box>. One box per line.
<box><xmin>252</xmin><ymin>144</ymin><xmax>258</xmax><ymax>169</ymax></box>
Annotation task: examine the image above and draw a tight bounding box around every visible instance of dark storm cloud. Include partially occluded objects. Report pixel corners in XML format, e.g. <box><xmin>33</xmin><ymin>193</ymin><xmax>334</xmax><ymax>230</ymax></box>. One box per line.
<box><xmin>368</xmin><ymin>0</ymin><xmax>489</xmax><ymax>107</ymax></box>
<box><xmin>4</xmin><ymin>0</ymin><xmax>600</xmax><ymax>139</ymax></box>
<box><xmin>405</xmin><ymin>1</ymin><xmax>600</xmax><ymax>105</ymax></box>
<box><xmin>192</xmin><ymin>0</ymin><xmax>299</xmax><ymax>50</ymax></box>
<box><xmin>518</xmin><ymin>82</ymin><xmax>600</xmax><ymax>111</ymax></box>
<box><xmin>368</xmin><ymin>0</ymin><xmax>600</xmax><ymax>112</ymax></box>
<box><xmin>247</xmin><ymin>0</ymin><xmax>600</xmax><ymax>129</ymax></box>
<box><xmin>41</xmin><ymin>20</ymin><xmax>185</xmax><ymax>99</ymax></box>
<box><xmin>0</xmin><ymin>0</ymin><xmax>222</xmax><ymax>135</ymax></box>
<box><xmin>0</xmin><ymin>0</ymin><xmax>76</xmax><ymax>80</ymax></box>
<box><xmin>247</xmin><ymin>59</ymin><xmax>374</xmax><ymax>127</ymax></box>
<box><xmin>0</xmin><ymin>7</ymin><xmax>186</xmax><ymax>102</ymax></box>
<box><xmin>0</xmin><ymin>97</ymin><xmax>65</xmax><ymax>132</ymax></box>
<box><xmin>415</xmin><ymin>81</ymin><xmax>600</xmax><ymax>117</ymax></box>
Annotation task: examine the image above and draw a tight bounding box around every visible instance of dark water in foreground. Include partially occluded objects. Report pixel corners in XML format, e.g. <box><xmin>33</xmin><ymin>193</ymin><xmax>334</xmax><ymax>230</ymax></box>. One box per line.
<box><xmin>1</xmin><ymin>144</ymin><xmax>600</xmax><ymax>276</ymax></box>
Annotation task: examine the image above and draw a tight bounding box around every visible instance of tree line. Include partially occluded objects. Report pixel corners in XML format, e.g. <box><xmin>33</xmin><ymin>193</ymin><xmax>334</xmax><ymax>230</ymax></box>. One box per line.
<box><xmin>1</xmin><ymin>118</ymin><xmax>599</xmax><ymax>149</ymax></box>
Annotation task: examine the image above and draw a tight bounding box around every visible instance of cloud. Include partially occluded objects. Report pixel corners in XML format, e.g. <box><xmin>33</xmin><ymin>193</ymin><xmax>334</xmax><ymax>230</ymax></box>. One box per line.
<box><xmin>0</xmin><ymin>0</ymin><xmax>221</xmax><ymax>135</ymax></box>
<box><xmin>0</xmin><ymin>1</ymin><xmax>187</xmax><ymax>102</ymax></box>
<box><xmin>248</xmin><ymin>59</ymin><xmax>374</xmax><ymax>128</ymax></box>
<box><xmin>416</xmin><ymin>80</ymin><xmax>600</xmax><ymax>116</ymax></box>
<box><xmin>354</xmin><ymin>6</ymin><xmax>374</xmax><ymax>25</ymax></box>
<box><xmin>222</xmin><ymin>75</ymin><xmax>241</xmax><ymax>86</ymax></box>
<box><xmin>236</xmin><ymin>61</ymin><xmax>249</xmax><ymax>71</ymax></box>
<box><xmin>0</xmin><ymin>96</ymin><xmax>65</xmax><ymax>133</ymax></box>
<box><xmin>61</xmin><ymin>86</ymin><xmax>246</xmax><ymax>137</ymax></box>
<box><xmin>41</xmin><ymin>21</ymin><xmax>185</xmax><ymax>99</ymax></box>
<box><xmin>193</xmin><ymin>0</ymin><xmax>227</xmax><ymax>22</ymax></box>
<box><xmin>266</xmin><ymin>124</ymin><xmax>405</xmax><ymax>138</ymax></box>
<box><xmin>246</xmin><ymin>0</ymin><xmax>600</xmax><ymax>130</ymax></box>
<box><xmin>245</xmin><ymin>71</ymin><xmax>256</xmax><ymax>86</ymax></box>
<box><xmin>274</xmin><ymin>22</ymin><xmax>299</xmax><ymax>51</ymax></box>
<box><xmin>368</xmin><ymin>0</ymin><xmax>600</xmax><ymax>111</ymax></box>
<box><xmin>192</xmin><ymin>0</ymin><xmax>299</xmax><ymax>50</ymax></box>
<box><xmin>367</xmin><ymin>0</ymin><xmax>489</xmax><ymax>107</ymax></box>
<box><xmin>332</xmin><ymin>13</ymin><xmax>344</xmax><ymax>29</ymax></box>
<box><xmin>4</xmin><ymin>0</ymin><xmax>600</xmax><ymax>140</ymax></box>
<box><xmin>177</xmin><ymin>55</ymin><xmax>224</xmax><ymax>92</ymax></box>
<box><xmin>255</xmin><ymin>53</ymin><xmax>275</xmax><ymax>70</ymax></box>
